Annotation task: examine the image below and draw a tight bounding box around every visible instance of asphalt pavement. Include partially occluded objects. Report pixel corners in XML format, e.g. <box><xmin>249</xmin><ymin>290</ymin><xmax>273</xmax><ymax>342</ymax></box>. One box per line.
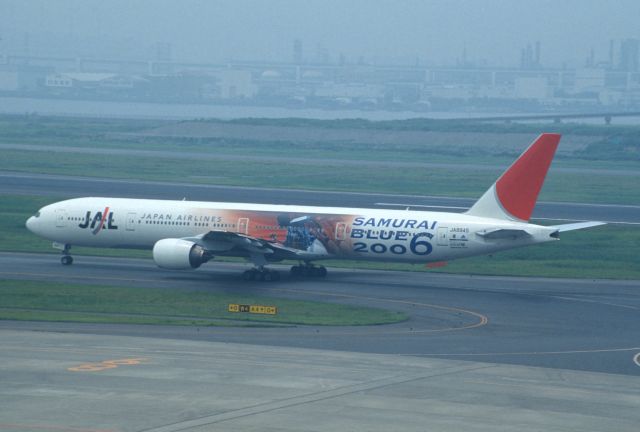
<box><xmin>2</xmin><ymin>252</ymin><xmax>639</xmax><ymax>431</ymax></box>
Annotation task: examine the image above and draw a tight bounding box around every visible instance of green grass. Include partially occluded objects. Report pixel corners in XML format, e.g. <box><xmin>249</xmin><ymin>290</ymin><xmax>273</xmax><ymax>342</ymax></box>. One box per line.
<box><xmin>0</xmin><ymin>114</ymin><xmax>161</xmax><ymax>142</ymax></box>
<box><xmin>10</xmin><ymin>126</ymin><xmax>640</xmax><ymax>171</ymax></box>
<box><xmin>5</xmin><ymin>124</ymin><xmax>640</xmax><ymax>171</ymax></box>
<box><xmin>3</xmin><ymin>194</ymin><xmax>639</xmax><ymax>280</ymax></box>
<box><xmin>0</xmin><ymin>279</ymin><xmax>408</xmax><ymax>326</ymax></box>
<box><xmin>212</xmin><ymin>116</ymin><xmax>640</xmax><ymax>135</ymax></box>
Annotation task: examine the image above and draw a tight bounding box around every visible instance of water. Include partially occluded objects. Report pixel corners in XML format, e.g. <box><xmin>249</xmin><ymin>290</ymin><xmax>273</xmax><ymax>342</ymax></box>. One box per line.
<box><xmin>1</xmin><ymin>96</ymin><xmax>638</xmax><ymax>125</ymax></box>
<box><xmin>0</xmin><ymin>96</ymin><xmax>513</xmax><ymax>121</ymax></box>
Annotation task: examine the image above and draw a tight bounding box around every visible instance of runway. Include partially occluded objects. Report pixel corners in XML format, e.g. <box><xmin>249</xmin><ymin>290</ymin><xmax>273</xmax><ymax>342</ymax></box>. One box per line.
<box><xmin>2</xmin><ymin>254</ymin><xmax>640</xmax><ymax>431</ymax></box>
<box><xmin>3</xmin><ymin>171</ymin><xmax>639</xmax><ymax>224</ymax></box>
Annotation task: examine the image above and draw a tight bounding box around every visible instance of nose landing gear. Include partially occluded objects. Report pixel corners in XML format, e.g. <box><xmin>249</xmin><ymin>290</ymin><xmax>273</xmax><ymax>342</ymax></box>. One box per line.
<box><xmin>55</xmin><ymin>243</ymin><xmax>73</xmax><ymax>265</ymax></box>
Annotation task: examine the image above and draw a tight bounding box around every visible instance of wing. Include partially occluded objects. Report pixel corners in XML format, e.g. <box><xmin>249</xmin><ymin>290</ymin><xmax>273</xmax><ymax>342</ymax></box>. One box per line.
<box><xmin>183</xmin><ymin>230</ymin><xmax>330</xmax><ymax>263</ymax></box>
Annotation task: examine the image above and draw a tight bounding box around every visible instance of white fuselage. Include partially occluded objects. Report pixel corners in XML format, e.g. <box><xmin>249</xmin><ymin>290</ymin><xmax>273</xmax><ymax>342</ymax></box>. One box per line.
<box><xmin>26</xmin><ymin>197</ymin><xmax>558</xmax><ymax>264</ymax></box>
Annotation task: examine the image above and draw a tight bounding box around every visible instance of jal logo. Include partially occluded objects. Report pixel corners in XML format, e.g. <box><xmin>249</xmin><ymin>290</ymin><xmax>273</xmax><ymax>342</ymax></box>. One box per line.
<box><xmin>79</xmin><ymin>207</ymin><xmax>118</xmax><ymax>234</ymax></box>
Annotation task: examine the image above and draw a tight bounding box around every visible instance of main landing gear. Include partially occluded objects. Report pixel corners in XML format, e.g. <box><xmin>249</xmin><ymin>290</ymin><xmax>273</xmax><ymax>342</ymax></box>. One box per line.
<box><xmin>242</xmin><ymin>267</ymin><xmax>281</xmax><ymax>282</ymax></box>
<box><xmin>241</xmin><ymin>263</ymin><xmax>328</xmax><ymax>282</ymax></box>
<box><xmin>290</xmin><ymin>263</ymin><xmax>327</xmax><ymax>278</ymax></box>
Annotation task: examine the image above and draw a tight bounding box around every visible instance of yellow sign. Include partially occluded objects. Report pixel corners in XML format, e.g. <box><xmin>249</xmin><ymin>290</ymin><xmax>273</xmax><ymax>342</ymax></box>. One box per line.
<box><xmin>228</xmin><ymin>304</ymin><xmax>277</xmax><ymax>315</ymax></box>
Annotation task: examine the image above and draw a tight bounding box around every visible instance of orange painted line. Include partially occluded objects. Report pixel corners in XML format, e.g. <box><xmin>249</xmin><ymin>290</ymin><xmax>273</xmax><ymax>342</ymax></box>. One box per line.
<box><xmin>68</xmin><ymin>358</ymin><xmax>148</xmax><ymax>372</ymax></box>
<box><xmin>67</xmin><ymin>363</ymin><xmax>117</xmax><ymax>372</ymax></box>
<box><xmin>274</xmin><ymin>287</ymin><xmax>489</xmax><ymax>334</ymax></box>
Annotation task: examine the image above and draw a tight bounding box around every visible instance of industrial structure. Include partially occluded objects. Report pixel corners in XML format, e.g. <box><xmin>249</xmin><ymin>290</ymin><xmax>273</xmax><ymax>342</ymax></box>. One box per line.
<box><xmin>1</xmin><ymin>39</ymin><xmax>639</xmax><ymax>113</ymax></box>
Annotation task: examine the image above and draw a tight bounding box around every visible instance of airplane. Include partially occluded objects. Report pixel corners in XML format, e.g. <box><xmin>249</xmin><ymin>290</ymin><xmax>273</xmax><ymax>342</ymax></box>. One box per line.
<box><xmin>25</xmin><ymin>133</ymin><xmax>604</xmax><ymax>281</ymax></box>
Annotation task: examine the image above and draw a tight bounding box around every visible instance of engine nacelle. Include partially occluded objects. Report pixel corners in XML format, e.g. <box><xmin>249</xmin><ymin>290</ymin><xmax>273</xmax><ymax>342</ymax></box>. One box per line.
<box><xmin>152</xmin><ymin>238</ymin><xmax>210</xmax><ymax>270</ymax></box>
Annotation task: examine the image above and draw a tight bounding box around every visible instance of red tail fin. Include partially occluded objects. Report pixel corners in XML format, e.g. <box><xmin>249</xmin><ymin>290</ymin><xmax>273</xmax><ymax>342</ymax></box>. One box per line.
<box><xmin>466</xmin><ymin>133</ymin><xmax>560</xmax><ymax>221</ymax></box>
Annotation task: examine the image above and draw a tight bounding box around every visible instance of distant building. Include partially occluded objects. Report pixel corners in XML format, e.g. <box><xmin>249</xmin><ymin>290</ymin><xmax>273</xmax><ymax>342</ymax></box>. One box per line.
<box><xmin>45</xmin><ymin>72</ymin><xmax>116</xmax><ymax>91</ymax></box>
<box><xmin>619</xmin><ymin>39</ymin><xmax>639</xmax><ymax>72</ymax></box>
<box><xmin>44</xmin><ymin>72</ymin><xmax>148</xmax><ymax>96</ymax></box>
<box><xmin>514</xmin><ymin>77</ymin><xmax>550</xmax><ymax>100</ymax></box>
<box><xmin>202</xmin><ymin>70</ymin><xmax>257</xmax><ymax>100</ymax></box>
<box><xmin>293</xmin><ymin>39</ymin><xmax>303</xmax><ymax>64</ymax></box>
<box><xmin>154</xmin><ymin>42</ymin><xmax>172</xmax><ymax>62</ymax></box>
<box><xmin>426</xmin><ymin>85</ymin><xmax>475</xmax><ymax>101</ymax></box>
<box><xmin>314</xmin><ymin>83</ymin><xmax>385</xmax><ymax>102</ymax></box>
<box><xmin>520</xmin><ymin>42</ymin><xmax>542</xmax><ymax>70</ymax></box>
<box><xmin>4</xmin><ymin>38</ymin><xmax>640</xmax><ymax>111</ymax></box>
<box><xmin>574</xmin><ymin>68</ymin><xmax>606</xmax><ymax>92</ymax></box>
<box><xmin>0</xmin><ymin>64</ymin><xmax>50</xmax><ymax>92</ymax></box>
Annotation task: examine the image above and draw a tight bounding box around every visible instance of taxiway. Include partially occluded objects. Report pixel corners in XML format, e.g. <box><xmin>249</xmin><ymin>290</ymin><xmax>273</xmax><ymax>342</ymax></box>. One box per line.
<box><xmin>1</xmin><ymin>252</ymin><xmax>640</xmax><ymax>431</ymax></box>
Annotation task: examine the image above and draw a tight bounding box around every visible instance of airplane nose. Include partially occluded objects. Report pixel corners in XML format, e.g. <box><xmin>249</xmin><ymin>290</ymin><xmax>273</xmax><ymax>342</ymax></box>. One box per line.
<box><xmin>26</xmin><ymin>216</ymin><xmax>36</xmax><ymax>233</ymax></box>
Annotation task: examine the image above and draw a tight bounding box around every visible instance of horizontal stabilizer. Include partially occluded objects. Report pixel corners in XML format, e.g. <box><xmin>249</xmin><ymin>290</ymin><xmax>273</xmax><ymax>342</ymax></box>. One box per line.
<box><xmin>549</xmin><ymin>221</ymin><xmax>606</xmax><ymax>232</ymax></box>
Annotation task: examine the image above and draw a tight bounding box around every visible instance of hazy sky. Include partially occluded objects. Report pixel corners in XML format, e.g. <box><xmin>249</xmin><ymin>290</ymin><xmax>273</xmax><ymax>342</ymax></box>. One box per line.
<box><xmin>1</xmin><ymin>0</ymin><xmax>639</xmax><ymax>67</ymax></box>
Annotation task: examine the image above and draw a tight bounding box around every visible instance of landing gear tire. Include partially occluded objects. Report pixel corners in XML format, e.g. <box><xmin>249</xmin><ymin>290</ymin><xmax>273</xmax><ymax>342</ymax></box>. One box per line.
<box><xmin>243</xmin><ymin>269</ymin><xmax>259</xmax><ymax>281</ymax></box>
<box><xmin>290</xmin><ymin>264</ymin><xmax>327</xmax><ymax>278</ymax></box>
<box><xmin>290</xmin><ymin>265</ymin><xmax>302</xmax><ymax>277</ymax></box>
<box><xmin>314</xmin><ymin>266</ymin><xmax>327</xmax><ymax>278</ymax></box>
<box><xmin>57</xmin><ymin>244</ymin><xmax>73</xmax><ymax>266</ymax></box>
<box><xmin>263</xmin><ymin>270</ymin><xmax>281</xmax><ymax>282</ymax></box>
<box><xmin>242</xmin><ymin>268</ymin><xmax>280</xmax><ymax>282</ymax></box>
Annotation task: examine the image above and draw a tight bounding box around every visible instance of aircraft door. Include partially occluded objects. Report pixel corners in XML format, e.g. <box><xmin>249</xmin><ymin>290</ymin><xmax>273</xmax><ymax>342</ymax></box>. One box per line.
<box><xmin>237</xmin><ymin>218</ymin><xmax>249</xmax><ymax>234</ymax></box>
<box><xmin>437</xmin><ymin>227</ymin><xmax>448</xmax><ymax>246</ymax></box>
<box><xmin>55</xmin><ymin>209</ymin><xmax>67</xmax><ymax>228</ymax></box>
<box><xmin>126</xmin><ymin>213</ymin><xmax>137</xmax><ymax>231</ymax></box>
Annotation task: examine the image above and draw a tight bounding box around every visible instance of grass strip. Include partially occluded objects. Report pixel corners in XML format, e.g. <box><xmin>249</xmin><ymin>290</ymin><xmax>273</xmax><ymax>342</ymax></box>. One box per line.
<box><xmin>0</xmin><ymin>279</ymin><xmax>408</xmax><ymax>326</ymax></box>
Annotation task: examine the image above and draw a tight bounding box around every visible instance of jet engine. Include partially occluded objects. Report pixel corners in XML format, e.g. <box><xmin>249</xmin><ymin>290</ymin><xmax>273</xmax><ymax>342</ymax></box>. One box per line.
<box><xmin>152</xmin><ymin>238</ymin><xmax>210</xmax><ymax>269</ymax></box>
